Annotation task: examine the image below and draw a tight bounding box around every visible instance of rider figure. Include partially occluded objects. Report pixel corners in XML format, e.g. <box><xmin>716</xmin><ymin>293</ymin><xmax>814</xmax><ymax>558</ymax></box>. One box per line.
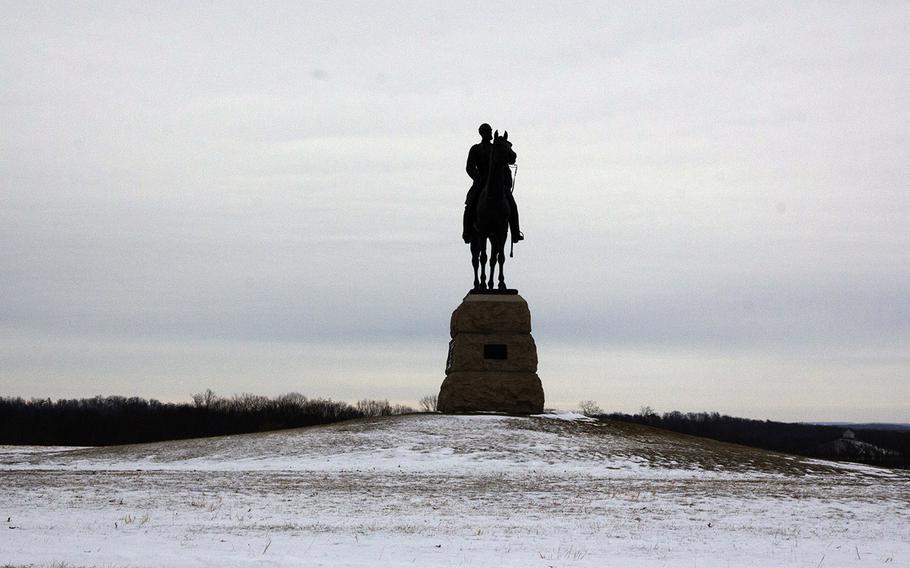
<box><xmin>463</xmin><ymin>123</ymin><xmax>524</xmax><ymax>244</ymax></box>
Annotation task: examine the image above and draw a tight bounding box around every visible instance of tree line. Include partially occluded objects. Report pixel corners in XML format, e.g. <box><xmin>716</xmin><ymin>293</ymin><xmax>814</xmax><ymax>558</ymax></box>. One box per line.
<box><xmin>0</xmin><ymin>391</ymin><xmax>416</xmax><ymax>446</ymax></box>
<box><xmin>602</xmin><ymin>409</ymin><xmax>909</xmax><ymax>469</ymax></box>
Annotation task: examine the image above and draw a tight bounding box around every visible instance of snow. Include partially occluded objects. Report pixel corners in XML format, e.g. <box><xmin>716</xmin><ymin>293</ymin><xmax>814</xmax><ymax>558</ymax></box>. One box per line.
<box><xmin>1</xmin><ymin>414</ymin><xmax>908</xmax><ymax>567</ymax></box>
<box><xmin>532</xmin><ymin>411</ymin><xmax>597</xmax><ymax>422</ymax></box>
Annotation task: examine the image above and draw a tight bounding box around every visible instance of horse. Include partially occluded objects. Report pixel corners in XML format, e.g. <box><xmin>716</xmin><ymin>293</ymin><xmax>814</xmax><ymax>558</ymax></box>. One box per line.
<box><xmin>470</xmin><ymin>130</ymin><xmax>517</xmax><ymax>291</ymax></box>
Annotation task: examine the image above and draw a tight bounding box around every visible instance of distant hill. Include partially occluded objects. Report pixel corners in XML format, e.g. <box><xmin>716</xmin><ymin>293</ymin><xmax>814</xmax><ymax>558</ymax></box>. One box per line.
<box><xmin>815</xmin><ymin>435</ymin><xmax>900</xmax><ymax>462</ymax></box>
<box><xmin>809</xmin><ymin>422</ymin><xmax>910</xmax><ymax>431</ymax></box>
<box><xmin>604</xmin><ymin>411</ymin><xmax>910</xmax><ymax>469</ymax></box>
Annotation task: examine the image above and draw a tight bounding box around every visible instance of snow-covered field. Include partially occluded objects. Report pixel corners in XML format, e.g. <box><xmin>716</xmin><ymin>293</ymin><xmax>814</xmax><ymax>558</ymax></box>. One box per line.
<box><xmin>2</xmin><ymin>413</ymin><xmax>908</xmax><ymax>567</ymax></box>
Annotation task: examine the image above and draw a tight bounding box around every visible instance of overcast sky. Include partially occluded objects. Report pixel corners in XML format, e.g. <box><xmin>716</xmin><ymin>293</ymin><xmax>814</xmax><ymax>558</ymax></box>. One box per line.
<box><xmin>2</xmin><ymin>2</ymin><xmax>908</xmax><ymax>421</ymax></box>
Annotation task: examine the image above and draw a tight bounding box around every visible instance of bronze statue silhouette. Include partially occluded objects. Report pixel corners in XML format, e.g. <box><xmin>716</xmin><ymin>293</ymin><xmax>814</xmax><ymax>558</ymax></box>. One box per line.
<box><xmin>468</xmin><ymin>129</ymin><xmax>517</xmax><ymax>291</ymax></box>
<box><xmin>463</xmin><ymin>123</ymin><xmax>523</xmax><ymax>245</ymax></box>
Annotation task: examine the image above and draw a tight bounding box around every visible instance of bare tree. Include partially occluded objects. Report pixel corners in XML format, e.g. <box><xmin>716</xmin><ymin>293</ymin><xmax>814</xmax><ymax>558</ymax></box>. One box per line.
<box><xmin>356</xmin><ymin>399</ymin><xmax>392</xmax><ymax>417</ymax></box>
<box><xmin>419</xmin><ymin>394</ymin><xmax>438</xmax><ymax>413</ymax></box>
<box><xmin>390</xmin><ymin>403</ymin><xmax>416</xmax><ymax>415</ymax></box>
<box><xmin>192</xmin><ymin>389</ymin><xmax>219</xmax><ymax>408</ymax></box>
<box><xmin>578</xmin><ymin>400</ymin><xmax>602</xmax><ymax>416</ymax></box>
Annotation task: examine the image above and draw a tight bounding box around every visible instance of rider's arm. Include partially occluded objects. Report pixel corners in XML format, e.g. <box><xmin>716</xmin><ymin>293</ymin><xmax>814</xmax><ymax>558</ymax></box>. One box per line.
<box><xmin>466</xmin><ymin>146</ymin><xmax>478</xmax><ymax>180</ymax></box>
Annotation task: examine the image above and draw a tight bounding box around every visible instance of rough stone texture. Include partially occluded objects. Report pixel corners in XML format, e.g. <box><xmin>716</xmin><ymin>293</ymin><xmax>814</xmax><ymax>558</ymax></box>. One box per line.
<box><xmin>450</xmin><ymin>294</ymin><xmax>531</xmax><ymax>337</ymax></box>
<box><xmin>438</xmin><ymin>371</ymin><xmax>544</xmax><ymax>415</ymax></box>
<box><xmin>446</xmin><ymin>333</ymin><xmax>538</xmax><ymax>373</ymax></box>
<box><xmin>439</xmin><ymin>293</ymin><xmax>544</xmax><ymax>414</ymax></box>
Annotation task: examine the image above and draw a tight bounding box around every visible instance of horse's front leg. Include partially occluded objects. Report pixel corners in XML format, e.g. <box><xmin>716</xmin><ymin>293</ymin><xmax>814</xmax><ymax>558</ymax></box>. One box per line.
<box><xmin>487</xmin><ymin>246</ymin><xmax>496</xmax><ymax>290</ymax></box>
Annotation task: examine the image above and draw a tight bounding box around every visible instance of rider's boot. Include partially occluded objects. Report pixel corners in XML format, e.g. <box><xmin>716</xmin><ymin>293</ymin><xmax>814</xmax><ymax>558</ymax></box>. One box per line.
<box><xmin>510</xmin><ymin>219</ymin><xmax>524</xmax><ymax>243</ymax></box>
<box><xmin>462</xmin><ymin>206</ymin><xmax>472</xmax><ymax>243</ymax></box>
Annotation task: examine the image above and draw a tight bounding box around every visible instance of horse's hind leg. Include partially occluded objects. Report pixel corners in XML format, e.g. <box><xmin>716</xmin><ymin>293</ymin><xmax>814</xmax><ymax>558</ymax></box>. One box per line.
<box><xmin>471</xmin><ymin>242</ymin><xmax>481</xmax><ymax>290</ymax></box>
<box><xmin>479</xmin><ymin>246</ymin><xmax>488</xmax><ymax>290</ymax></box>
<box><xmin>497</xmin><ymin>245</ymin><xmax>506</xmax><ymax>290</ymax></box>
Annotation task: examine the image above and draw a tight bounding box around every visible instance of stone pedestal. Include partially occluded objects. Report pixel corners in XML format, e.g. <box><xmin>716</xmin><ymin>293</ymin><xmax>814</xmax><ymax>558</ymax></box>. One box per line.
<box><xmin>438</xmin><ymin>292</ymin><xmax>545</xmax><ymax>414</ymax></box>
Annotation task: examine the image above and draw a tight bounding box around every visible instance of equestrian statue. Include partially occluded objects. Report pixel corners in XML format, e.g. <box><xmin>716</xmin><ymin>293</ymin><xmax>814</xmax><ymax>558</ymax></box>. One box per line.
<box><xmin>462</xmin><ymin>123</ymin><xmax>523</xmax><ymax>291</ymax></box>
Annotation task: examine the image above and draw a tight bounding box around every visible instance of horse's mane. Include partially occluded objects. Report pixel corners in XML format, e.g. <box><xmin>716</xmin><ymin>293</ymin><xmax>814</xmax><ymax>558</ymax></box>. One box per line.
<box><xmin>483</xmin><ymin>134</ymin><xmax>514</xmax><ymax>197</ymax></box>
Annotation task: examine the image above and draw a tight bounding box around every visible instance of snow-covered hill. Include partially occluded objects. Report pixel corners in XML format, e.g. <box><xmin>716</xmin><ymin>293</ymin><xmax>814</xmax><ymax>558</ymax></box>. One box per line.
<box><xmin>2</xmin><ymin>413</ymin><xmax>908</xmax><ymax>567</ymax></box>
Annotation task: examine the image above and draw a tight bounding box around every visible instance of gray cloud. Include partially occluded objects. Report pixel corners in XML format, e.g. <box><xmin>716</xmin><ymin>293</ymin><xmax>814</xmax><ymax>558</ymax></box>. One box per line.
<box><xmin>1</xmin><ymin>2</ymin><xmax>908</xmax><ymax>420</ymax></box>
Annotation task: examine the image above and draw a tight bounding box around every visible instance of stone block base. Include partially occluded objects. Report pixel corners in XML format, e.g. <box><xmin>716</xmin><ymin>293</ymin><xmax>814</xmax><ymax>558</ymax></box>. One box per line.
<box><xmin>438</xmin><ymin>371</ymin><xmax>544</xmax><ymax>415</ymax></box>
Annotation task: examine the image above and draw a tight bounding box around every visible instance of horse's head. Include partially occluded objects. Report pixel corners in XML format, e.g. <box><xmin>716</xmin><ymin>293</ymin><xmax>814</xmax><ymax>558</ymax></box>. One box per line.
<box><xmin>492</xmin><ymin>130</ymin><xmax>517</xmax><ymax>166</ymax></box>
